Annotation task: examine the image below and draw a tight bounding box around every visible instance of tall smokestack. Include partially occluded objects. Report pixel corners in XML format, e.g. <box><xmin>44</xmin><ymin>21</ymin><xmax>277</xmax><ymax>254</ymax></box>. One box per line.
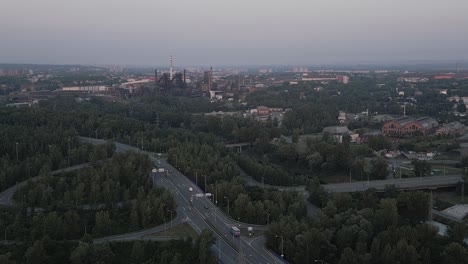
<box><xmin>183</xmin><ymin>69</ymin><xmax>186</xmax><ymax>85</ymax></box>
<box><xmin>209</xmin><ymin>67</ymin><xmax>213</xmax><ymax>92</ymax></box>
<box><xmin>170</xmin><ymin>55</ymin><xmax>173</xmax><ymax>80</ymax></box>
<box><xmin>155</xmin><ymin>69</ymin><xmax>158</xmax><ymax>95</ymax></box>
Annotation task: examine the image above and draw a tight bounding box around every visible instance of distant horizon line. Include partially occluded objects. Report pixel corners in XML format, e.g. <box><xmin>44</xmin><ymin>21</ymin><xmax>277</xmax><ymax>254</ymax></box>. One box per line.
<box><xmin>1</xmin><ymin>59</ymin><xmax>468</xmax><ymax>69</ymax></box>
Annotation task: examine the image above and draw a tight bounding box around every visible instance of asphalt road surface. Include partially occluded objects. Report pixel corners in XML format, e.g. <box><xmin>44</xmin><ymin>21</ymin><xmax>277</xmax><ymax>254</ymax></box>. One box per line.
<box><xmin>157</xmin><ymin>160</ymin><xmax>283</xmax><ymax>264</ymax></box>
<box><xmin>323</xmin><ymin>175</ymin><xmax>464</xmax><ymax>193</ymax></box>
<box><xmin>80</xmin><ymin>137</ymin><xmax>283</xmax><ymax>264</ymax></box>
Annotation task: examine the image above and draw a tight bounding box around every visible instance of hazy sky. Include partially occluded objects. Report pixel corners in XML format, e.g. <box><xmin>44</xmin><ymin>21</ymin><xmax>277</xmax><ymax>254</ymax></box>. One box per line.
<box><xmin>1</xmin><ymin>0</ymin><xmax>467</xmax><ymax>66</ymax></box>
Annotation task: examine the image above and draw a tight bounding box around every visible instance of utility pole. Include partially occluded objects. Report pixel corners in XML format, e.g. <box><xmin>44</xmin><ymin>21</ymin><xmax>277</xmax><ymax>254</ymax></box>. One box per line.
<box><xmin>196</xmin><ymin>171</ymin><xmax>198</xmax><ymax>186</ymax></box>
<box><xmin>462</xmin><ymin>182</ymin><xmax>465</xmax><ymax>203</ymax></box>
<box><xmin>204</xmin><ymin>175</ymin><xmax>207</xmax><ymax>192</ymax></box>
<box><xmin>224</xmin><ymin>197</ymin><xmax>230</xmax><ymax>216</ymax></box>
<box><xmin>275</xmin><ymin>235</ymin><xmax>284</xmax><ymax>258</ymax></box>
<box><xmin>68</xmin><ymin>137</ymin><xmax>71</xmax><ymax>166</ymax></box>
<box><xmin>349</xmin><ymin>169</ymin><xmax>352</xmax><ymax>183</ymax></box>
<box><xmin>429</xmin><ymin>190</ymin><xmax>433</xmax><ymax>221</ymax></box>
<box><xmin>168</xmin><ymin>210</ymin><xmax>173</xmax><ymax>228</ymax></box>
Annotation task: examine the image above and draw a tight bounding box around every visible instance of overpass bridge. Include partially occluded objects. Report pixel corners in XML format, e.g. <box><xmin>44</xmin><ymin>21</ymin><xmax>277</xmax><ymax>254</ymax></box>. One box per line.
<box><xmin>323</xmin><ymin>175</ymin><xmax>464</xmax><ymax>193</ymax></box>
<box><xmin>225</xmin><ymin>142</ymin><xmax>250</xmax><ymax>153</ymax></box>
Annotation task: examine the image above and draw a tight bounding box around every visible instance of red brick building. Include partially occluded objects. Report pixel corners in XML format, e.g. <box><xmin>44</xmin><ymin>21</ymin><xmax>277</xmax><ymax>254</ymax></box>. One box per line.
<box><xmin>382</xmin><ymin>117</ymin><xmax>439</xmax><ymax>136</ymax></box>
<box><xmin>257</xmin><ymin>106</ymin><xmax>270</xmax><ymax>116</ymax></box>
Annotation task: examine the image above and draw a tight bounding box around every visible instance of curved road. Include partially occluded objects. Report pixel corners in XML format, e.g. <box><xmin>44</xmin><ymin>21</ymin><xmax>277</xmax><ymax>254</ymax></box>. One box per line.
<box><xmin>81</xmin><ymin>137</ymin><xmax>283</xmax><ymax>264</ymax></box>
<box><xmin>0</xmin><ymin>163</ymin><xmax>92</xmax><ymax>207</ymax></box>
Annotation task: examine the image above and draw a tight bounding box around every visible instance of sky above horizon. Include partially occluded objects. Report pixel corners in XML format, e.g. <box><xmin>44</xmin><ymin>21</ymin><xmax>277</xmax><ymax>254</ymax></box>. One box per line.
<box><xmin>1</xmin><ymin>0</ymin><xmax>468</xmax><ymax>66</ymax></box>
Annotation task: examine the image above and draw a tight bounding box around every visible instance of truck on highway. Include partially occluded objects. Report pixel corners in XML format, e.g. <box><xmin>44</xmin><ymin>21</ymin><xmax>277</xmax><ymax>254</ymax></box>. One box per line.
<box><xmin>230</xmin><ymin>226</ymin><xmax>240</xmax><ymax>237</ymax></box>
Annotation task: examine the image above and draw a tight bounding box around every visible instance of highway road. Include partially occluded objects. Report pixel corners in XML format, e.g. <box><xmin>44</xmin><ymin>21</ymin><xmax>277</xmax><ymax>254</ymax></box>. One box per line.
<box><xmin>157</xmin><ymin>160</ymin><xmax>283</xmax><ymax>264</ymax></box>
<box><xmin>323</xmin><ymin>175</ymin><xmax>464</xmax><ymax>193</ymax></box>
<box><xmin>80</xmin><ymin>137</ymin><xmax>283</xmax><ymax>264</ymax></box>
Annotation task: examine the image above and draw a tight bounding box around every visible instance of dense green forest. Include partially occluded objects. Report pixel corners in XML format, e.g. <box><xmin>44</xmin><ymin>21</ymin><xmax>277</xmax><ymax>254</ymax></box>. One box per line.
<box><xmin>2</xmin><ymin>79</ymin><xmax>468</xmax><ymax>263</ymax></box>
<box><xmin>0</xmin><ymin>118</ymin><xmax>108</xmax><ymax>192</ymax></box>
<box><xmin>167</xmin><ymin>140</ymin><xmax>307</xmax><ymax>224</ymax></box>
<box><xmin>5</xmin><ymin>152</ymin><xmax>175</xmax><ymax>238</ymax></box>
<box><xmin>0</xmin><ymin>230</ymin><xmax>215</xmax><ymax>264</ymax></box>
<box><xmin>266</xmin><ymin>180</ymin><xmax>468</xmax><ymax>264</ymax></box>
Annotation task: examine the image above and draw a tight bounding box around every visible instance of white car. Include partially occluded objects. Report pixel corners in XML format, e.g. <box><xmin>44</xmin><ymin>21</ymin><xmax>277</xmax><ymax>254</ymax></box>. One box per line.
<box><xmin>189</xmin><ymin>187</ymin><xmax>193</xmax><ymax>192</ymax></box>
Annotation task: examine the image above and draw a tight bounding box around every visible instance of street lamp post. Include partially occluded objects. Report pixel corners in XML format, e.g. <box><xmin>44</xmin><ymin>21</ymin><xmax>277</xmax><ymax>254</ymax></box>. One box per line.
<box><xmin>204</xmin><ymin>175</ymin><xmax>207</xmax><ymax>192</ymax></box>
<box><xmin>68</xmin><ymin>137</ymin><xmax>71</xmax><ymax>166</ymax></box>
<box><xmin>218</xmin><ymin>238</ymin><xmax>221</xmax><ymax>259</ymax></box>
<box><xmin>208</xmin><ymin>195</ymin><xmax>217</xmax><ymax>223</ymax></box>
<box><xmin>266</xmin><ymin>213</ymin><xmax>271</xmax><ymax>225</ymax></box>
<box><xmin>15</xmin><ymin>142</ymin><xmax>18</xmax><ymax>161</ymax></box>
<box><xmin>224</xmin><ymin>197</ymin><xmax>230</xmax><ymax>216</ymax></box>
<box><xmin>275</xmin><ymin>235</ymin><xmax>284</xmax><ymax>258</ymax></box>
<box><xmin>168</xmin><ymin>210</ymin><xmax>173</xmax><ymax>228</ymax></box>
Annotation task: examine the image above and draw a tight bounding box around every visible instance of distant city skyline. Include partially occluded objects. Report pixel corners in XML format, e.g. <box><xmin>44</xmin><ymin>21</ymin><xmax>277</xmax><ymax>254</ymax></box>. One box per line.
<box><xmin>1</xmin><ymin>0</ymin><xmax>467</xmax><ymax>66</ymax></box>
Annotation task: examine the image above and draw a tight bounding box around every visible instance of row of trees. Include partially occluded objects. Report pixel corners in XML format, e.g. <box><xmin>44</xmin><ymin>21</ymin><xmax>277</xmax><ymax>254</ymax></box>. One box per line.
<box><xmin>167</xmin><ymin>141</ymin><xmax>239</xmax><ymax>191</ymax></box>
<box><xmin>0</xmin><ymin>230</ymin><xmax>215</xmax><ymax>264</ymax></box>
<box><xmin>5</xmin><ymin>151</ymin><xmax>175</xmax><ymax>238</ymax></box>
<box><xmin>3</xmin><ymin>191</ymin><xmax>174</xmax><ymax>240</ymax></box>
<box><xmin>237</xmin><ymin>155</ymin><xmax>297</xmax><ymax>186</ymax></box>
<box><xmin>167</xmin><ymin>139</ymin><xmax>308</xmax><ymax>224</ymax></box>
<box><xmin>14</xmin><ymin>151</ymin><xmax>157</xmax><ymax>208</ymax></box>
<box><xmin>0</xmin><ymin>126</ymin><xmax>101</xmax><ymax>192</ymax></box>
<box><xmin>210</xmin><ymin>179</ymin><xmax>307</xmax><ymax>224</ymax></box>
